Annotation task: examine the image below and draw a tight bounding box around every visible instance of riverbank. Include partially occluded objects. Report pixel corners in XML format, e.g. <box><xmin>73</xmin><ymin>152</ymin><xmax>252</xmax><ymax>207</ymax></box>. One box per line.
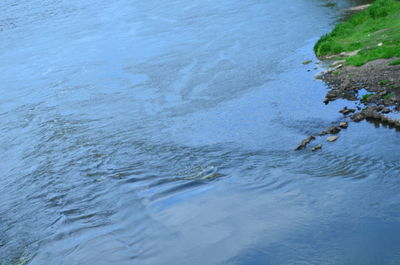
<box><xmin>316</xmin><ymin>0</ymin><xmax>400</xmax><ymax>129</ymax></box>
<box><xmin>295</xmin><ymin>0</ymin><xmax>400</xmax><ymax>151</ymax></box>
<box><xmin>315</xmin><ymin>0</ymin><xmax>400</xmax><ymax>66</ymax></box>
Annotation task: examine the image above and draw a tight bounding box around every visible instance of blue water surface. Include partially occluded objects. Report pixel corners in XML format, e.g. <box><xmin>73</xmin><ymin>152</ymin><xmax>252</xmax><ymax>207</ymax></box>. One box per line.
<box><xmin>1</xmin><ymin>0</ymin><xmax>400</xmax><ymax>264</ymax></box>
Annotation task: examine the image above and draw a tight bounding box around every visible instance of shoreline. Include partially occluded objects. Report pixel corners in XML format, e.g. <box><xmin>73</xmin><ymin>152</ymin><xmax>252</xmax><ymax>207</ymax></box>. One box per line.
<box><xmin>319</xmin><ymin>57</ymin><xmax>400</xmax><ymax>125</ymax></box>
<box><xmin>295</xmin><ymin>57</ymin><xmax>400</xmax><ymax>151</ymax></box>
<box><xmin>317</xmin><ymin>0</ymin><xmax>400</xmax><ymax>127</ymax></box>
<box><xmin>320</xmin><ymin>57</ymin><xmax>400</xmax><ymax>107</ymax></box>
<box><xmin>295</xmin><ymin>0</ymin><xmax>400</xmax><ymax>151</ymax></box>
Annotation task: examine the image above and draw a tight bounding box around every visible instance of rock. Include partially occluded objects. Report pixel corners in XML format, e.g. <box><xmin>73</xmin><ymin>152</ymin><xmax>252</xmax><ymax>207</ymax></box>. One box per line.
<box><xmin>321</xmin><ymin>50</ymin><xmax>360</xmax><ymax>60</ymax></box>
<box><xmin>321</xmin><ymin>88</ymin><xmax>355</xmax><ymax>102</ymax></box>
<box><xmin>347</xmin><ymin>4</ymin><xmax>370</xmax><ymax>12</ymax></box>
<box><xmin>362</xmin><ymin>107</ymin><xmax>382</xmax><ymax>120</ymax></box>
<box><xmin>339</xmin><ymin>49</ymin><xmax>361</xmax><ymax>57</ymax></box>
<box><xmin>340</xmin><ymin>79</ymin><xmax>351</xmax><ymax>90</ymax></box>
<box><xmin>381</xmin><ymin>108</ymin><xmax>391</xmax><ymax>114</ymax></box>
<box><xmin>327</xmin><ymin>64</ymin><xmax>343</xmax><ymax>72</ymax></box>
<box><xmin>383</xmin><ymin>98</ymin><xmax>396</xmax><ymax>105</ymax></box>
<box><xmin>378</xmin><ymin>90</ymin><xmax>388</xmax><ymax>97</ymax></box>
<box><xmin>295</xmin><ymin>135</ymin><xmax>316</xmax><ymax>151</ymax></box>
<box><xmin>381</xmin><ymin>115</ymin><xmax>389</xmax><ymax>123</ymax></box>
<box><xmin>339</xmin><ymin>107</ymin><xmax>356</xmax><ymax>115</ymax></box>
<box><xmin>314</xmin><ymin>72</ymin><xmax>325</xmax><ymax>80</ymax></box>
<box><xmin>351</xmin><ymin>112</ymin><xmax>365</xmax><ymax>122</ymax></box>
<box><xmin>327</xmin><ymin>136</ymin><xmax>338</xmax><ymax>142</ymax></box>
<box><xmin>331</xmin><ymin>60</ymin><xmax>346</xmax><ymax>67</ymax></box>
<box><xmin>392</xmin><ymin>86</ymin><xmax>400</xmax><ymax>100</ymax></box>
<box><xmin>320</xmin><ymin>126</ymin><xmax>341</xmax><ymax>135</ymax></box>
<box><xmin>339</xmin><ymin>122</ymin><xmax>348</xmax><ymax>129</ymax></box>
<box><xmin>311</xmin><ymin>144</ymin><xmax>322</xmax><ymax>151</ymax></box>
<box><xmin>387</xmin><ymin>118</ymin><xmax>396</xmax><ymax>126</ymax></box>
<box><xmin>351</xmin><ymin>106</ymin><xmax>389</xmax><ymax>122</ymax></box>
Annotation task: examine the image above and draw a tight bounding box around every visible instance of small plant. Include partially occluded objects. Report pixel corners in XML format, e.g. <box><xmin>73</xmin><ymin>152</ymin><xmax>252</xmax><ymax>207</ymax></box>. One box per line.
<box><xmin>303</xmin><ymin>60</ymin><xmax>312</xmax><ymax>65</ymax></box>
<box><xmin>379</xmin><ymin>80</ymin><xmax>390</xmax><ymax>85</ymax></box>
<box><xmin>389</xmin><ymin>59</ymin><xmax>400</xmax><ymax>66</ymax></box>
<box><xmin>384</xmin><ymin>93</ymin><xmax>394</xmax><ymax>99</ymax></box>
<box><xmin>333</xmin><ymin>70</ymin><xmax>342</xmax><ymax>75</ymax></box>
<box><xmin>389</xmin><ymin>84</ymin><xmax>396</xmax><ymax>89</ymax></box>
<box><xmin>362</xmin><ymin>94</ymin><xmax>374</xmax><ymax>102</ymax></box>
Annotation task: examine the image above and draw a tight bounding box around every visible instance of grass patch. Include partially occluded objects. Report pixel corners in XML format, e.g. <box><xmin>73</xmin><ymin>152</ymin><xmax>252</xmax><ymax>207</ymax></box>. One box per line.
<box><xmin>384</xmin><ymin>93</ymin><xmax>394</xmax><ymax>99</ymax></box>
<box><xmin>362</xmin><ymin>93</ymin><xmax>374</xmax><ymax>102</ymax></box>
<box><xmin>389</xmin><ymin>58</ymin><xmax>400</xmax><ymax>65</ymax></box>
<box><xmin>379</xmin><ymin>79</ymin><xmax>390</xmax><ymax>85</ymax></box>
<box><xmin>314</xmin><ymin>0</ymin><xmax>400</xmax><ymax>66</ymax></box>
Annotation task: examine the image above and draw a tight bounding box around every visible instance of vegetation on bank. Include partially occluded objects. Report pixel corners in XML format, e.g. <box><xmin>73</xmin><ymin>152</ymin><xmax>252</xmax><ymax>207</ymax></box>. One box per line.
<box><xmin>314</xmin><ymin>0</ymin><xmax>400</xmax><ymax>66</ymax></box>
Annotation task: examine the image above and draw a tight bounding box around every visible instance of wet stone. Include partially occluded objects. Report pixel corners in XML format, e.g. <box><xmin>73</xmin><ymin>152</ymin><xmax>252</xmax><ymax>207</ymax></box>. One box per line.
<box><xmin>327</xmin><ymin>136</ymin><xmax>338</xmax><ymax>142</ymax></box>
<box><xmin>295</xmin><ymin>135</ymin><xmax>316</xmax><ymax>151</ymax></box>
<box><xmin>339</xmin><ymin>107</ymin><xmax>356</xmax><ymax>115</ymax></box>
<box><xmin>311</xmin><ymin>144</ymin><xmax>322</xmax><ymax>151</ymax></box>
<box><xmin>351</xmin><ymin>112</ymin><xmax>365</xmax><ymax>122</ymax></box>
<box><xmin>339</xmin><ymin>122</ymin><xmax>348</xmax><ymax>129</ymax></box>
<box><xmin>320</xmin><ymin>126</ymin><xmax>341</xmax><ymax>135</ymax></box>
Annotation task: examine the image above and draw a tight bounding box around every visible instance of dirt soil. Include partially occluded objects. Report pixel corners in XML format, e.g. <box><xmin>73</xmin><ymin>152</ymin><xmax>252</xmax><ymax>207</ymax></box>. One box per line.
<box><xmin>320</xmin><ymin>58</ymin><xmax>400</xmax><ymax>106</ymax></box>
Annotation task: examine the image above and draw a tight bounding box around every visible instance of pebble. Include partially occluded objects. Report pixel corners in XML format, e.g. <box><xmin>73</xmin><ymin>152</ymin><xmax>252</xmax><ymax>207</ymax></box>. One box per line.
<box><xmin>339</xmin><ymin>122</ymin><xmax>348</xmax><ymax>129</ymax></box>
<box><xmin>327</xmin><ymin>136</ymin><xmax>338</xmax><ymax>142</ymax></box>
<box><xmin>311</xmin><ymin>144</ymin><xmax>322</xmax><ymax>151</ymax></box>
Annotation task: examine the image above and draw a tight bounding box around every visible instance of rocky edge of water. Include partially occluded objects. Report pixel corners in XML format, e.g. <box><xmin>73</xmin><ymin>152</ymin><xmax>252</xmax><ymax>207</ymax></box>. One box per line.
<box><xmin>296</xmin><ymin>57</ymin><xmax>400</xmax><ymax>151</ymax></box>
<box><xmin>320</xmin><ymin>57</ymin><xmax>400</xmax><ymax>128</ymax></box>
<box><xmin>320</xmin><ymin>58</ymin><xmax>400</xmax><ymax>106</ymax></box>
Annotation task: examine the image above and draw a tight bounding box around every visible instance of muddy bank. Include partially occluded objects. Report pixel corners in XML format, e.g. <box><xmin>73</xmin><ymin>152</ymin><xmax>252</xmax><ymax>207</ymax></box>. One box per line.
<box><xmin>296</xmin><ymin>57</ymin><xmax>400</xmax><ymax>151</ymax></box>
<box><xmin>320</xmin><ymin>58</ymin><xmax>400</xmax><ymax>105</ymax></box>
<box><xmin>320</xmin><ymin>57</ymin><xmax>400</xmax><ymax>126</ymax></box>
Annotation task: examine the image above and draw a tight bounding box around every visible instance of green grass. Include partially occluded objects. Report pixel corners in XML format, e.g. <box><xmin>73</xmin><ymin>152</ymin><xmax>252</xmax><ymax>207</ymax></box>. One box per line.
<box><xmin>362</xmin><ymin>93</ymin><xmax>374</xmax><ymax>101</ymax></box>
<box><xmin>384</xmin><ymin>93</ymin><xmax>394</xmax><ymax>99</ymax></box>
<box><xmin>314</xmin><ymin>0</ymin><xmax>400</xmax><ymax>66</ymax></box>
<box><xmin>379</xmin><ymin>79</ymin><xmax>390</xmax><ymax>85</ymax></box>
<box><xmin>389</xmin><ymin>58</ymin><xmax>400</xmax><ymax>65</ymax></box>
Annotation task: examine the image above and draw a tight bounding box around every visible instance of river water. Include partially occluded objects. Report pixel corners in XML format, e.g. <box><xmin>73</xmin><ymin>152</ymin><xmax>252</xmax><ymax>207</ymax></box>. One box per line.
<box><xmin>2</xmin><ymin>0</ymin><xmax>400</xmax><ymax>264</ymax></box>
